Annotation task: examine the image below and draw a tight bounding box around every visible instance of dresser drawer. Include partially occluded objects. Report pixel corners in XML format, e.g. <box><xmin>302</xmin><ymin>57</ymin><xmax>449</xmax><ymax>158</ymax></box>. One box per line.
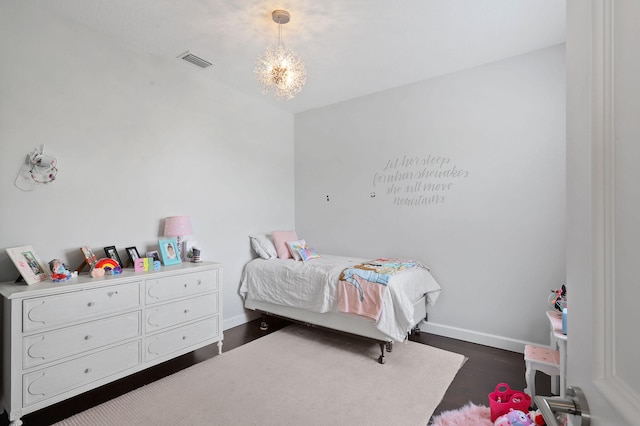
<box><xmin>23</xmin><ymin>341</ymin><xmax>141</xmax><ymax>406</ymax></box>
<box><xmin>23</xmin><ymin>312</ymin><xmax>141</xmax><ymax>368</ymax></box>
<box><xmin>146</xmin><ymin>293</ymin><xmax>218</xmax><ymax>333</ymax></box>
<box><xmin>145</xmin><ymin>269</ymin><xmax>218</xmax><ymax>304</ymax></box>
<box><xmin>145</xmin><ymin>317</ymin><xmax>218</xmax><ymax>362</ymax></box>
<box><xmin>23</xmin><ymin>282</ymin><xmax>141</xmax><ymax>332</ymax></box>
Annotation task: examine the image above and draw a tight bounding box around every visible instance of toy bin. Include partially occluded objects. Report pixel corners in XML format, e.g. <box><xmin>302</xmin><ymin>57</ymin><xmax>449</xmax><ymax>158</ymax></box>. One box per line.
<box><xmin>488</xmin><ymin>382</ymin><xmax>532</xmax><ymax>421</ymax></box>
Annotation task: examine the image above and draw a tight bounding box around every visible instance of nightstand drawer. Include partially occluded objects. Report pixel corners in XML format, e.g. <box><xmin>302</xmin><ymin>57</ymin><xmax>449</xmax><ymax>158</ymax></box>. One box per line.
<box><xmin>146</xmin><ymin>293</ymin><xmax>218</xmax><ymax>332</ymax></box>
<box><xmin>145</xmin><ymin>317</ymin><xmax>218</xmax><ymax>361</ymax></box>
<box><xmin>145</xmin><ymin>270</ymin><xmax>218</xmax><ymax>304</ymax></box>
<box><xmin>23</xmin><ymin>312</ymin><xmax>141</xmax><ymax>368</ymax></box>
<box><xmin>23</xmin><ymin>282</ymin><xmax>141</xmax><ymax>332</ymax></box>
<box><xmin>23</xmin><ymin>341</ymin><xmax>141</xmax><ymax>406</ymax></box>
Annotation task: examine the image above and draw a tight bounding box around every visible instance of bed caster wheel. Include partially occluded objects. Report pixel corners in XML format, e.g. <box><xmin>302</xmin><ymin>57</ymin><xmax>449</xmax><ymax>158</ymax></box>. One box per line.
<box><xmin>385</xmin><ymin>342</ymin><xmax>393</xmax><ymax>352</ymax></box>
<box><xmin>378</xmin><ymin>355</ymin><xmax>386</xmax><ymax>364</ymax></box>
<box><xmin>259</xmin><ymin>321</ymin><xmax>268</xmax><ymax>331</ymax></box>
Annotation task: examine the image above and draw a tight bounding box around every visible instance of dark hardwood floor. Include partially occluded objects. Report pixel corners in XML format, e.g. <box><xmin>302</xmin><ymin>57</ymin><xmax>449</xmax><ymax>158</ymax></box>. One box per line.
<box><xmin>1</xmin><ymin>317</ymin><xmax>550</xmax><ymax>425</ymax></box>
<box><xmin>411</xmin><ymin>330</ymin><xmax>550</xmax><ymax>416</ymax></box>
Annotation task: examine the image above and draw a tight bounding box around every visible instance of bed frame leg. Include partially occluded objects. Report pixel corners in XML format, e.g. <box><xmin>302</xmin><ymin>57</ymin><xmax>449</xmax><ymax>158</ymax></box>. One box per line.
<box><xmin>386</xmin><ymin>341</ymin><xmax>393</xmax><ymax>352</ymax></box>
<box><xmin>259</xmin><ymin>314</ymin><xmax>269</xmax><ymax>331</ymax></box>
<box><xmin>378</xmin><ymin>343</ymin><xmax>386</xmax><ymax>364</ymax></box>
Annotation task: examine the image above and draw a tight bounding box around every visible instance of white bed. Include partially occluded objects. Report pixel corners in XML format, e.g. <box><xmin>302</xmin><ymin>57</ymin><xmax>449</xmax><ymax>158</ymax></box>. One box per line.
<box><xmin>240</xmin><ymin>255</ymin><xmax>441</xmax><ymax>363</ymax></box>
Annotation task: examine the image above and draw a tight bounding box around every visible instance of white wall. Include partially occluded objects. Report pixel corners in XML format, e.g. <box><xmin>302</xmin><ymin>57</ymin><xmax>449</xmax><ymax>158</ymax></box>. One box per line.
<box><xmin>295</xmin><ymin>45</ymin><xmax>566</xmax><ymax>350</ymax></box>
<box><xmin>0</xmin><ymin>2</ymin><xmax>566</xmax><ymax>350</ymax></box>
<box><xmin>0</xmin><ymin>2</ymin><xmax>295</xmax><ymax>329</ymax></box>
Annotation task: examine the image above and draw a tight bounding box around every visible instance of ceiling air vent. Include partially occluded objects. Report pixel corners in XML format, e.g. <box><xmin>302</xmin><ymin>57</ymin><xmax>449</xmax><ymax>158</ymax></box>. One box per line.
<box><xmin>178</xmin><ymin>51</ymin><xmax>214</xmax><ymax>69</ymax></box>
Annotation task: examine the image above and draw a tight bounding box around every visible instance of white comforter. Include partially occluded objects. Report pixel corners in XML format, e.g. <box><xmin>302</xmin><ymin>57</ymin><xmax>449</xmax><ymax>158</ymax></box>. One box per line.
<box><xmin>239</xmin><ymin>255</ymin><xmax>442</xmax><ymax>341</ymax></box>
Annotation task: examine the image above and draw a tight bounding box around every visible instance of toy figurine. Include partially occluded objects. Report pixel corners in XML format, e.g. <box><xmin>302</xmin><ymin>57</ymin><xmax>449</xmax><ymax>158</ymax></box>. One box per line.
<box><xmin>49</xmin><ymin>259</ymin><xmax>72</xmax><ymax>282</ymax></box>
<box><xmin>549</xmin><ymin>284</ymin><xmax>567</xmax><ymax>312</ymax></box>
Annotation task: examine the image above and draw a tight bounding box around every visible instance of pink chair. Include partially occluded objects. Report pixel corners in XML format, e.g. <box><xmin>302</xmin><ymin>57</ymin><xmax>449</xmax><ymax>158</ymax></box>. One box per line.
<box><xmin>524</xmin><ymin>344</ymin><xmax>560</xmax><ymax>399</ymax></box>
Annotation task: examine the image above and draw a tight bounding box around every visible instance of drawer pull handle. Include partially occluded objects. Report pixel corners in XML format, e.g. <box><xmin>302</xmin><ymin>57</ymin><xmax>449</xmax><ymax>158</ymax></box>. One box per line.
<box><xmin>184</xmin><ymin>284</ymin><xmax>188</xmax><ymax>288</ymax></box>
<box><xmin>182</xmin><ymin>336</ymin><xmax>187</xmax><ymax>340</ymax></box>
<box><xmin>84</xmin><ymin>368</ymin><xmax>92</xmax><ymax>374</ymax></box>
<box><xmin>184</xmin><ymin>309</ymin><xmax>189</xmax><ymax>314</ymax></box>
<box><xmin>87</xmin><ymin>302</ymin><xmax>95</xmax><ymax>307</ymax></box>
<box><xmin>84</xmin><ymin>335</ymin><xmax>92</xmax><ymax>340</ymax></box>
<box><xmin>197</xmin><ymin>280</ymin><xmax>202</xmax><ymax>285</ymax></box>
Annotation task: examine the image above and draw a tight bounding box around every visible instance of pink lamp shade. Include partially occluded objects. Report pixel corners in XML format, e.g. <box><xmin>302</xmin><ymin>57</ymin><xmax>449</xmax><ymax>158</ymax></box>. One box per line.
<box><xmin>164</xmin><ymin>216</ymin><xmax>193</xmax><ymax>237</ymax></box>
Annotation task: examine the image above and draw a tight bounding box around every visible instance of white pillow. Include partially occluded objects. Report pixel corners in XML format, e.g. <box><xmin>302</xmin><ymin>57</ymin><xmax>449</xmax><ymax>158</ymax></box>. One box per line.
<box><xmin>286</xmin><ymin>239</ymin><xmax>307</xmax><ymax>261</ymax></box>
<box><xmin>249</xmin><ymin>234</ymin><xmax>277</xmax><ymax>259</ymax></box>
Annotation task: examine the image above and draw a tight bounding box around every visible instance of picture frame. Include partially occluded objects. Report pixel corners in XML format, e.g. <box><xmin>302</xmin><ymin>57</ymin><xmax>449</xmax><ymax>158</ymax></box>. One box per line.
<box><xmin>103</xmin><ymin>246</ymin><xmax>122</xmax><ymax>266</ymax></box>
<box><xmin>158</xmin><ymin>238</ymin><xmax>181</xmax><ymax>266</ymax></box>
<box><xmin>6</xmin><ymin>245</ymin><xmax>48</xmax><ymax>285</ymax></box>
<box><xmin>146</xmin><ymin>250</ymin><xmax>161</xmax><ymax>263</ymax></box>
<box><xmin>80</xmin><ymin>246</ymin><xmax>98</xmax><ymax>266</ymax></box>
<box><xmin>76</xmin><ymin>245</ymin><xmax>99</xmax><ymax>273</ymax></box>
<box><xmin>125</xmin><ymin>246</ymin><xmax>140</xmax><ymax>267</ymax></box>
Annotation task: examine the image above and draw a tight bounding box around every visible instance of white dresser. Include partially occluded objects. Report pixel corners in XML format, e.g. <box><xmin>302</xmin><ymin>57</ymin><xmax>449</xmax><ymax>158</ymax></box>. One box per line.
<box><xmin>0</xmin><ymin>261</ymin><xmax>223</xmax><ymax>425</ymax></box>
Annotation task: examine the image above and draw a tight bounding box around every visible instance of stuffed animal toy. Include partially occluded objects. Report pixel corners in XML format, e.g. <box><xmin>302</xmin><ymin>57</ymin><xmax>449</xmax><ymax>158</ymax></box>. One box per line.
<box><xmin>494</xmin><ymin>409</ymin><xmax>534</xmax><ymax>426</ymax></box>
<box><xmin>529</xmin><ymin>409</ymin><xmax>545</xmax><ymax>425</ymax></box>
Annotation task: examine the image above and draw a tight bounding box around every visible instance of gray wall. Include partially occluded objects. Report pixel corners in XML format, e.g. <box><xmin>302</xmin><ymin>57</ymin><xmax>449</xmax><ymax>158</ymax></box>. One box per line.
<box><xmin>0</xmin><ymin>2</ymin><xmax>295</xmax><ymax>329</ymax></box>
<box><xmin>295</xmin><ymin>45</ymin><xmax>566</xmax><ymax>349</ymax></box>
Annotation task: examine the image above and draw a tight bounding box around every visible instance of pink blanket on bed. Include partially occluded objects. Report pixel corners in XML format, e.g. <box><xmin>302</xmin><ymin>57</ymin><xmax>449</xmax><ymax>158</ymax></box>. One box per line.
<box><xmin>337</xmin><ymin>275</ymin><xmax>386</xmax><ymax>320</ymax></box>
<box><xmin>337</xmin><ymin>258</ymin><xmax>418</xmax><ymax>321</ymax></box>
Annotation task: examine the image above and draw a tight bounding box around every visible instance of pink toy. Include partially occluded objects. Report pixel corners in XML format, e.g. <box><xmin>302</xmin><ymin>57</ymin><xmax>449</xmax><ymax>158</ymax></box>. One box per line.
<box><xmin>494</xmin><ymin>409</ymin><xmax>534</xmax><ymax>426</ymax></box>
<box><xmin>90</xmin><ymin>267</ymin><xmax>105</xmax><ymax>278</ymax></box>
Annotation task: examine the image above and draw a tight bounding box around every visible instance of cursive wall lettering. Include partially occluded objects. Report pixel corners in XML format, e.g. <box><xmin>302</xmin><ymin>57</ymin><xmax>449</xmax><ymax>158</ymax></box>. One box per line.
<box><xmin>373</xmin><ymin>155</ymin><xmax>470</xmax><ymax>206</ymax></box>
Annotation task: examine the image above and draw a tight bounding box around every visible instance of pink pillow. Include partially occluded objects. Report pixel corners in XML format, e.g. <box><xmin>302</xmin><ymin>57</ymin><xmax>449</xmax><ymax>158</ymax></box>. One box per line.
<box><xmin>272</xmin><ymin>230</ymin><xmax>299</xmax><ymax>259</ymax></box>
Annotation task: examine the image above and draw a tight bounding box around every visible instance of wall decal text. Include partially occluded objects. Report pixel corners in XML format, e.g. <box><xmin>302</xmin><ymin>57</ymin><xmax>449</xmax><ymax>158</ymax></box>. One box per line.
<box><xmin>372</xmin><ymin>154</ymin><xmax>470</xmax><ymax>206</ymax></box>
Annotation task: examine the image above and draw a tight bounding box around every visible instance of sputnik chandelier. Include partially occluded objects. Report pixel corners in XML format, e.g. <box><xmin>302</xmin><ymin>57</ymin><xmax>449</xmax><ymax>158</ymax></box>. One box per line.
<box><xmin>254</xmin><ymin>10</ymin><xmax>306</xmax><ymax>101</ymax></box>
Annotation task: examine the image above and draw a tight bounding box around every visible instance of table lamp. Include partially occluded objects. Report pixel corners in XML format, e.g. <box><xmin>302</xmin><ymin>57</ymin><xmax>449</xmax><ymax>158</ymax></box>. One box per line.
<box><xmin>164</xmin><ymin>216</ymin><xmax>193</xmax><ymax>260</ymax></box>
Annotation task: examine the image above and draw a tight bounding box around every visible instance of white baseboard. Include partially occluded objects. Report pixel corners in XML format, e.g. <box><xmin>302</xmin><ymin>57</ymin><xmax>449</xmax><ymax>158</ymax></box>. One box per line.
<box><xmin>419</xmin><ymin>320</ymin><xmax>536</xmax><ymax>354</ymax></box>
<box><xmin>224</xmin><ymin>311</ymin><xmax>261</xmax><ymax>331</ymax></box>
<box><xmin>224</xmin><ymin>315</ymin><xmax>539</xmax><ymax>354</ymax></box>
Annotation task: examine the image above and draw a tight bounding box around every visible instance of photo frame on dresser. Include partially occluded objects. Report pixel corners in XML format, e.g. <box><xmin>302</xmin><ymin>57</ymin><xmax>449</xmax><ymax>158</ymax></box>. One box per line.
<box><xmin>75</xmin><ymin>245</ymin><xmax>99</xmax><ymax>273</ymax></box>
<box><xmin>103</xmin><ymin>246</ymin><xmax>122</xmax><ymax>266</ymax></box>
<box><xmin>125</xmin><ymin>246</ymin><xmax>140</xmax><ymax>267</ymax></box>
<box><xmin>146</xmin><ymin>250</ymin><xmax>161</xmax><ymax>263</ymax></box>
<box><xmin>80</xmin><ymin>246</ymin><xmax>98</xmax><ymax>266</ymax></box>
<box><xmin>158</xmin><ymin>238</ymin><xmax>181</xmax><ymax>266</ymax></box>
<box><xmin>6</xmin><ymin>245</ymin><xmax>48</xmax><ymax>285</ymax></box>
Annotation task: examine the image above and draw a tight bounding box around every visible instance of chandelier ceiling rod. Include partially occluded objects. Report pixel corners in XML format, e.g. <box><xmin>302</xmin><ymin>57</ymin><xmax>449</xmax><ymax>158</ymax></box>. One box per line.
<box><xmin>273</xmin><ymin>10</ymin><xmax>289</xmax><ymax>46</ymax></box>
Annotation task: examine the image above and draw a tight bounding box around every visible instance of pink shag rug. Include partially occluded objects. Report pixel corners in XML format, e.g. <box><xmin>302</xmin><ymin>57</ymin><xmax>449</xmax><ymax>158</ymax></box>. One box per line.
<box><xmin>430</xmin><ymin>402</ymin><xmax>493</xmax><ymax>426</ymax></box>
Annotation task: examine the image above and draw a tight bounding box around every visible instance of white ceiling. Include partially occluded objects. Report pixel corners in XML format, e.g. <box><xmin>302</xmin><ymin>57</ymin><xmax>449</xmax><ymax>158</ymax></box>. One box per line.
<box><xmin>29</xmin><ymin>0</ymin><xmax>566</xmax><ymax>114</ymax></box>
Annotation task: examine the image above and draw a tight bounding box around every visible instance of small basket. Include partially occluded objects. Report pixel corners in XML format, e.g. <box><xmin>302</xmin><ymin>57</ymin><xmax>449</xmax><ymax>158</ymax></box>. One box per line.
<box><xmin>488</xmin><ymin>382</ymin><xmax>532</xmax><ymax>421</ymax></box>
